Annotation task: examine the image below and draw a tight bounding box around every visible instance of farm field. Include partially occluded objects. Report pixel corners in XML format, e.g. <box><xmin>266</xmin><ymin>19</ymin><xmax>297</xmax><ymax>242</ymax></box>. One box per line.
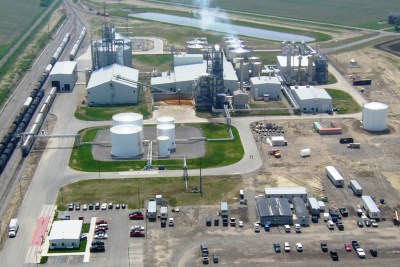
<box><xmin>0</xmin><ymin>0</ymin><xmax>45</xmax><ymax>45</ymax></box>
<box><xmin>144</xmin><ymin>0</ymin><xmax>397</xmax><ymax>28</ymax></box>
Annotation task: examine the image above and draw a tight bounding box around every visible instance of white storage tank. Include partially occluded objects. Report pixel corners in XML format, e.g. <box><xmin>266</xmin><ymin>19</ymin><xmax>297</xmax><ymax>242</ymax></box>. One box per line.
<box><xmin>362</xmin><ymin>102</ymin><xmax>388</xmax><ymax>131</ymax></box>
<box><xmin>110</xmin><ymin>124</ymin><xmax>143</xmax><ymax>158</ymax></box>
<box><xmin>157</xmin><ymin>124</ymin><xmax>176</xmax><ymax>150</ymax></box>
<box><xmin>157</xmin><ymin>116</ymin><xmax>175</xmax><ymax>126</ymax></box>
<box><xmin>158</xmin><ymin>136</ymin><xmax>170</xmax><ymax>157</ymax></box>
<box><xmin>113</xmin><ymin>112</ymin><xmax>144</xmax><ymax>139</ymax></box>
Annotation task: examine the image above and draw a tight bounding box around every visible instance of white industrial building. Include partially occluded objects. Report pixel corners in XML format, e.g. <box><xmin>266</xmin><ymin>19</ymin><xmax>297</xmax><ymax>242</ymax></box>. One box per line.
<box><xmin>49</xmin><ymin>61</ymin><xmax>78</xmax><ymax>92</ymax></box>
<box><xmin>87</xmin><ymin>64</ymin><xmax>139</xmax><ymax>105</ymax></box>
<box><xmin>250</xmin><ymin>75</ymin><xmax>282</xmax><ymax>100</ymax></box>
<box><xmin>49</xmin><ymin>220</ymin><xmax>82</xmax><ymax>249</ymax></box>
<box><xmin>290</xmin><ymin>86</ymin><xmax>332</xmax><ymax>113</ymax></box>
<box><xmin>265</xmin><ymin>187</ymin><xmax>308</xmax><ymax>203</ymax></box>
<box><xmin>151</xmin><ymin>53</ymin><xmax>238</xmax><ymax>94</ymax></box>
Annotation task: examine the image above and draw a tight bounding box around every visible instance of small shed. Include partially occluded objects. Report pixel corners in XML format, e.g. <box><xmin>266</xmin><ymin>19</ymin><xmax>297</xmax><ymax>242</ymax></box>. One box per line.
<box><xmin>49</xmin><ymin>220</ymin><xmax>82</xmax><ymax>249</ymax></box>
<box><xmin>270</xmin><ymin>136</ymin><xmax>286</xmax><ymax>146</ymax></box>
<box><xmin>49</xmin><ymin>61</ymin><xmax>78</xmax><ymax>92</ymax></box>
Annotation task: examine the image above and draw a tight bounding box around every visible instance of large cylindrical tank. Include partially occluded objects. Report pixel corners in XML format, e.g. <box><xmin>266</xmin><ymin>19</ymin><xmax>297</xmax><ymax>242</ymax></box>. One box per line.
<box><xmin>110</xmin><ymin>124</ymin><xmax>143</xmax><ymax>158</ymax></box>
<box><xmin>157</xmin><ymin>124</ymin><xmax>176</xmax><ymax>150</ymax></box>
<box><xmin>236</xmin><ymin>62</ymin><xmax>251</xmax><ymax>81</ymax></box>
<box><xmin>113</xmin><ymin>112</ymin><xmax>144</xmax><ymax>139</ymax></box>
<box><xmin>157</xmin><ymin>116</ymin><xmax>175</xmax><ymax>126</ymax></box>
<box><xmin>251</xmin><ymin>62</ymin><xmax>263</xmax><ymax>77</ymax></box>
<box><xmin>362</xmin><ymin>102</ymin><xmax>388</xmax><ymax>131</ymax></box>
<box><xmin>158</xmin><ymin>136</ymin><xmax>170</xmax><ymax>157</ymax></box>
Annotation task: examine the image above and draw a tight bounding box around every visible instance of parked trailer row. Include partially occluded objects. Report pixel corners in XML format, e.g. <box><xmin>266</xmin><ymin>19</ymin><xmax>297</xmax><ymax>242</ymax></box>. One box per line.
<box><xmin>0</xmin><ymin>32</ymin><xmax>69</xmax><ymax>174</ymax></box>
<box><xmin>350</xmin><ymin>180</ymin><xmax>363</xmax><ymax>196</ymax></box>
<box><xmin>21</xmin><ymin>88</ymin><xmax>57</xmax><ymax>156</ymax></box>
<box><xmin>69</xmin><ymin>27</ymin><xmax>86</xmax><ymax>60</ymax></box>
<box><xmin>325</xmin><ymin>166</ymin><xmax>344</xmax><ymax>187</ymax></box>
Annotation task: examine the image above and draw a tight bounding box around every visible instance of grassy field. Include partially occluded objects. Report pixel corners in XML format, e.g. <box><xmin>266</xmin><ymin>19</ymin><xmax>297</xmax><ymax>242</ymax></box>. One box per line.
<box><xmin>326</xmin><ymin>89</ymin><xmax>361</xmax><ymax>114</ymax></box>
<box><xmin>133</xmin><ymin>54</ymin><xmax>173</xmax><ymax>72</ymax></box>
<box><xmin>253</xmin><ymin>51</ymin><xmax>280</xmax><ymax>65</ymax></box>
<box><xmin>0</xmin><ymin>0</ymin><xmax>45</xmax><ymax>44</ymax></box>
<box><xmin>56</xmin><ymin>175</ymin><xmax>243</xmax><ymax>210</ymax></box>
<box><xmin>153</xmin><ymin>0</ymin><xmax>398</xmax><ymax>28</ymax></box>
<box><xmin>70</xmin><ymin>123</ymin><xmax>244</xmax><ymax>171</ymax></box>
<box><xmin>75</xmin><ymin>104</ymin><xmax>151</xmax><ymax>121</ymax></box>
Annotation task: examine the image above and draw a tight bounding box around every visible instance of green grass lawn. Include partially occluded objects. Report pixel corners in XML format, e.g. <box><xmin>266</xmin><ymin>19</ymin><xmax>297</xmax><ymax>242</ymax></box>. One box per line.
<box><xmin>82</xmin><ymin>223</ymin><xmax>90</xmax><ymax>233</ymax></box>
<box><xmin>70</xmin><ymin>123</ymin><xmax>244</xmax><ymax>171</ymax></box>
<box><xmin>75</xmin><ymin>104</ymin><xmax>151</xmax><ymax>121</ymax></box>
<box><xmin>326</xmin><ymin>89</ymin><xmax>361</xmax><ymax>114</ymax></box>
<box><xmin>253</xmin><ymin>51</ymin><xmax>280</xmax><ymax>65</ymax></box>
<box><xmin>56</xmin><ymin>175</ymin><xmax>243</xmax><ymax>209</ymax></box>
<box><xmin>48</xmin><ymin>240</ymin><xmax>87</xmax><ymax>253</ymax></box>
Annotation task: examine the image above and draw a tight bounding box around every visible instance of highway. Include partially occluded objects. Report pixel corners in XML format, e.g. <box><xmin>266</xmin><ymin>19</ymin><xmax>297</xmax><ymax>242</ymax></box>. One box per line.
<box><xmin>0</xmin><ymin>1</ymin><xmax>395</xmax><ymax>266</ymax></box>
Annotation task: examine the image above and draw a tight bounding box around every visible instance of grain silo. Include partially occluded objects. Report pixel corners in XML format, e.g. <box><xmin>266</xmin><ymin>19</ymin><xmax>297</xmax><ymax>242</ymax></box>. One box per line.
<box><xmin>157</xmin><ymin>124</ymin><xmax>176</xmax><ymax>150</ymax></box>
<box><xmin>158</xmin><ymin>136</ymin><xmax>170</xmax><ymax>157</ymax></box>
<box><xmin>110</xmin><ymin>124</ymin><xmax>143</xmax><ymax>158</ymax></box>
<box><xmin>157</xmin><ymin>116</ymin><xmax>175</xmax><ymax>126</ymax></box>
<box><xmin>362</xmin><ymin>102</ymin><xmax>389</xmax><ymax>131</ymax></box>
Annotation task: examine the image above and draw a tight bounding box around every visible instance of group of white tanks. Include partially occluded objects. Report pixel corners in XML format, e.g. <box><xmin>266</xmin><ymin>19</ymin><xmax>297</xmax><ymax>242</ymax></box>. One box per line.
<box><xmin>110</xmin><ymin>113</ymin><xmax>176</xmax><ymax>158</ymax></box>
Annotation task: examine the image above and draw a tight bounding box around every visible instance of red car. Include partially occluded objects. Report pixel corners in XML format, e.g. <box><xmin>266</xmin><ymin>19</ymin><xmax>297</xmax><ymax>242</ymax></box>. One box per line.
<box><xmin>96</xmin><ymin>220</ymin><xmax>108</xmax><ymax>225</ymax></box>
<box><xmin>344</xmin><ymin>243</ymin><xmax>352</xmax><ymax>252</ymax></box>
<box><xmin>95</xmin><ymin>227</ymin><xmax>107</xmax><ymax>233</ymax></box>
<box><xmin>130</xmin><ymin>230</ymin><xmax>145</xmax><ymax>237</ymax></box>
<box><xmin>129</xmin><ymin>212</ymin><xmax>144</xmax><ymax>220</ymax></box>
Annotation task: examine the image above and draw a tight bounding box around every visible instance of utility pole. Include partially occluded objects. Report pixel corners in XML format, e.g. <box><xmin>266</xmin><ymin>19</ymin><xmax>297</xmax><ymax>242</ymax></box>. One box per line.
<box><xmin>199</xmin><ymin>157</ymin><xmax>202</xmax><ymax>196</ymax></box>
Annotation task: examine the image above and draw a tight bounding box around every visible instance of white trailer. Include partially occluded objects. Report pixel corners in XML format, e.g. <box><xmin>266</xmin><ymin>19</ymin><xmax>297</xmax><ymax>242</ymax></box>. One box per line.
<box><xmin>362</xmin><ymin>196</ymin><xmax>380</xmax><ymax>219</ymax></box>
<box><xmin>325</xmin><ymin>166</ymin><xmax>344</xmax><ymax>187</ymax></box>
<box><xmin>8</xmin><ymin>218</ymin><xmax>19</xmax><ymax>237</ymax></box>
<box><xmin>350</xmin><ymin>180</ymin><xmax>363</xmax><ymax>196</ymax></box>
<box><xmin>308</xmin><ymin>198</ymin><xmax>320</xmax><ymax>216</ymax></box>
<box><xmin>317</xmin><ymin>201</ymin><xmax>326</xmax><ymax>212</ymax></box>
<box><xmin>221</xmin><ymin>202</ymin><xmax>229</xmax><ymax>217</ymax></box>
<box><xmin>147</xmin><ymin>200</ymin><xmax>157</xmax><ymax>221</ymax></box>
<box><xmin>160</xmin><ymin>206</ymin><xmax>168</xmax><ymax>219</ymax></box>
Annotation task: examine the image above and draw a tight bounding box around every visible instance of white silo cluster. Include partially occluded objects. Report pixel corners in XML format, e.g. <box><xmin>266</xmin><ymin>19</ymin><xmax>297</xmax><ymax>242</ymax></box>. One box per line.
<box><xmin>157</xmin><ymin>116</ymin><xmax>176</xmax><ymax>155</ymax></box>
<box><xmin>362</xmin><ymin>102</ymin><xmax>389</xmax><ymax>131</ymax></box>
<box><xmin>110</xmin><ymin>112</ymin><xmax>144</xmax><ymax>158</ymax></box>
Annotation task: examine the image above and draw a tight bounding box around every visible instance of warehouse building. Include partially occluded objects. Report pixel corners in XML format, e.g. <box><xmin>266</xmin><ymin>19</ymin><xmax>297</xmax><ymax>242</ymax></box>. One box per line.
<box><xmin>292</xmin><ymin>197</ymin><xmax>310</xmax><ymax>226</ymax></box>
<box><xmin>86</xmin><ymin>64</ymin><xmax>139</xmax><ymax>106</ymax></box>
<box><xmin>290</xmin><ymin>85</ymin><xmax>332</xmax><ymax>113</ymax></box>
<box><xmin>256</xmin><ymin>196</ymin><xmax>292</xmax><ymax>226</ymax></box>
<box><xmin>265</xmin><ymin>187</ymin><xmax>308</xmax><ymax>203</ymax></box>
<box><xmin>49</xmin><ymin>61</ymin><xmax>78</xmax><ymax>92</ymax></box>
<box><xmin>49</xmin><ymin>220</ymin><xmax>83</xmax><ymax>249</ymax></box>
<box><xmin>250</xmin><ymin>75</ymin><xmax>281</xmax><ymax>101</ymax></box>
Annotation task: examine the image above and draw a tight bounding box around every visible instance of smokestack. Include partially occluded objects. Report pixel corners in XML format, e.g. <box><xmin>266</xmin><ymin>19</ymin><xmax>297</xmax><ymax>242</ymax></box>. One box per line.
<box><xmin>240</xmin><ymin>60</ymin><xmax>243</xmax><ymax>92</ymax></box>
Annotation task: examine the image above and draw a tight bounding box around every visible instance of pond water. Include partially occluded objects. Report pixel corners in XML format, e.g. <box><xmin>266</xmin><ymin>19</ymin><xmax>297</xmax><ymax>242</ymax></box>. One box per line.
<box><xmin>129</xmin><ymin>12</ymin><xmax>314</xmax><ymax>42</ymax></box>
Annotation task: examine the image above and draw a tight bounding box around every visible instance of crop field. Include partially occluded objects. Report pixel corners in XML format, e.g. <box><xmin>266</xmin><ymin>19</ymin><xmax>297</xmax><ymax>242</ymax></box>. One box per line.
<box><xmin>0</xmin><ymin>0</ymin><xmax>44</xmax><ymax>45</ymax></box>
<box><xmin>153</xmin><ymin>0</ymin><xmax>398</xmax><ymax>28</ymax></box>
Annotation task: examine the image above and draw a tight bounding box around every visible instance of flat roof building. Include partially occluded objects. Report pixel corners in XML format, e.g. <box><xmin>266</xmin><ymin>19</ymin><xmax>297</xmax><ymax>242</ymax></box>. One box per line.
<box><xmin>290</xmin><ymin>85</ymin><xmax>332</xmax><ymax>113</ymax></box>
<box><xmin>49</xmin><ymin>61</ymin><xmax>78</xmax><ymax>92</ymax></box>
<box><xmin>49</xmin><ymin>220</ymin><xmax>82</xmax><ymax>249</ymax></box>
<box><xmin>250</xmin><ymin>75</ymin><xmax>281</xmax><ymax>100</ymax></box>
<box><xmin>265</xmin><ymin>187</ymin><xmax>308</xmax><ymax>203</ymax></box>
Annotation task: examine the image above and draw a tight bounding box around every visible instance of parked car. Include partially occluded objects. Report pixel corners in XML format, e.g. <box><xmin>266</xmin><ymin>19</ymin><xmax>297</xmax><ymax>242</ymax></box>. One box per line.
<box><xmin>169</xmin><ymin>218</ymin><xmax>174</xmax><ymax>227</ymax></box>
<box><xmin>129</xmin><ymin>212</ymin><xmax>144</xmax><ymax>220</ymax></box>
<box><xmin>214</xmin><ymin>218</ymin><xmax>219</xmax><ymax>226</ymax></box>
<box><xmin>206</xmin><ymin>218</ymin><xmax>212</xmax><ymax>227</ymax></box>
<box><xmin>370</xmin><ymin>248</ymin><xmax>378</xmax><ymax>257</ymax></box>
<box><xmin>213</xmin><ymin>254</ymin><xmax>219</xmax><ymax>263</ymax></box>
<box><xmin>336</xmin><ymin>221</ymin><xmax>344</xmax><ymax>231</ymax></box>
<box><xmin>96</xmin><ymin>224</ymin><xmax>108</xmax><ymax>230</ymax></box>
<box><xmin>321</xmin><ymin>243</ymin><xmax>328</xmax><ymax>252</ymax></box>
<box><xmin>357</xmin><ymin>209</ymin><xmax>363</xmax><ymax>217</ymax></box>
<box><xmin>89</xmin><ymin>203</ymin><xmax>94</xmax><ymax>210</ymax></box>
<box><xmin>108</xmin><ymin>203</ymin><xmax>113</xmax><ymax>209</ymax></box>
<box><xmin>264</xmin><ymin>223</ymin><xmax>270</xmax><ymax>231</ymax></box>
<box><xmin>357</xmin><ymin>220</ymin><xmax>364</xmax><ymax>228</ymax></box>
<box><xmin>121</xmin><ymin>203</ymin><xmax>126</xmax><ymax>209</ymax></box>
<box><xmin>222</xmin><ymin>217</ymin><xmax>228</xmax><ymax>227</ymax></box>
<box><xmin>90</xmin><ymin>245</ymin><xmax>105</xmax><ymax>252</ymax></box>
<box><xmin>64</xmin><ymin>215</ymin><xmax>70</xmax><ymax>220</ymax></box>
<box><xmin>82</xmin><ymin>204</ymin><xmax>87</xmax><ymax>211</ymax></box>
<box><xmin>95</xmin><ymin>227</ymin><xmax>107</xmax><ymax>233</ymax></box>
<box><xmin>202</xmin><ymin>256</ymin><xmax>209</xmax><ymax>264</ymax></box>
<box><xmin>296</xmin><ymin>243</ymin><xmax>303</xmax><ymax>252</ymax></box>
<box><xmin>238</xmin><ymin>221</ymin><xmax>244</xmax><ymax>228</ymax></box>
<box><xmin>94</xmin><ymin>233</ymin><xmax>108</xmax><ymax>239</ymax></box>
<box><xmin>365</xmin><ymin>219</ymin><xmax>372</xmax><ymax>227</ymax></box>
<box><xmin>344</xmin><ymin>243</ymin><xmax>352</xmax><ymax>252</ymax></box>
<box><xmin>330</xmin><ymin>250</ymin><xmax>339</xmax><ymax>261</ymax></box>
<box><xmin>284</xmin><ymin>242</ymin><xmax>290</xmax><ymax>252</ymax></box>
<box><xmin>95</xmin><ymin>203</ymin><xmax>100</xmax><ymax>210</ymax></box>
<box><xmin>327</xmin><ymin>220</ymin><xmax>334</xmax><ymax>230</ymax></box>
<box><xmin>274</xmin><ymin>243</ymin><xmax>281</xmax><ymax>253</ymax></box>
<box><xmin>115</xmin><ymin>203</ymin><xmax>120</xmax><ymax>209</ymax></box>
<box><xmin>81</xmin><ymin>233</ymin><xmax>88</xmax><ymax>240</ymax></box>
<box><xmin>294</xmin><ymin>224</ymin><xmax>301</xmax><ymax>233</ymax></box>
<box><xmin>352</xmin><ymin>241</ymin><xmax>360</xmax><ymax>250</ymax></box>
<box><xmin>75</xmin><ymin>203</ymin><xmax>80</xmax><ymax>211</ymax></box>
<box><xmin>356</xmin><ymin>248</ymin><xmax>366</xmax><ymax>258</ymax></box>
<box><xmin>92</xmin><ymin>240</ymin><xmax>104</xmax><ymax>246</ymax></box>
<box><xmin>200</xmin><ymin>244</ymin><xmax>209</xmax><ymax>257</ymax></box>
<box><xmin>370</xmin><ymin>219</ymin><xmax>378</xmax><ymax>227</ymax></box>
<box><xmin>161</xmin><ymin>219</ymin><xmax>166</xmax><ymax>228</ymax></box>
<box><xmin>96</xmin><ymin>220</ymin><xmax>108</xmax><ymax>225</ymax></box>
<box><xmin>230</xmin><ymin>217</ymin><xmax>236</xmax><ymax>227</ymax></box>
<box><xmin>284</xmin><ymin>225</ymin><xmax>290</xmax><ymax>233</ymax></box>
<box><xmin>68</xmin><ymin>203</ymin><xmax>74</xmax><ymax>211</ymax></box>
<box><xmin>101</xmin><ymin>203</ymin><xmax>107</xmax><ymax>210</ymax></box>
<box><xmin>254</xmin><ymin>222</ymin><xmax>260</xmax><ymax>233</ymax></box>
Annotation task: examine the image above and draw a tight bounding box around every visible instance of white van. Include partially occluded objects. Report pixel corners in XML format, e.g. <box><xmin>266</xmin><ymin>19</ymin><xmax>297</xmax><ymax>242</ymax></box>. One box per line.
<box><xmin>326</xmin><ymin>220</ymin><xmax>334</xmax><ymax>230</ymax></box>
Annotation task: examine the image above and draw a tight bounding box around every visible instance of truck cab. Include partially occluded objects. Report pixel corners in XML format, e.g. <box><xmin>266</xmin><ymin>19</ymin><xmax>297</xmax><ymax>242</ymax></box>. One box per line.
<box><xmin>8</xmin><ymin>218</ymin><xmax>19</xmax><ymax>237</ymax></box>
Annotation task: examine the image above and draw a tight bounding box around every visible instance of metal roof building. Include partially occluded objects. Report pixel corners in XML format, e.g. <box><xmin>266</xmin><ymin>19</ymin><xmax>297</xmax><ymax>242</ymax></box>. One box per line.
<box><xmin>265</xmin><ymin>187</ymin><xmax>308</xmax><ymax>203</ymax></box>
<box><xmin>49</xmin><ymin>220</ymin><xmax>82</xmax><ymax>249</ymax></box>
<box><xmin>290</xmin><ymin>85</ymin><xmax>332</xmax><ymax>113</ymax></box>
<box><xmin>256</xmin><ymin>196</ymin><xmax>292</xmax><ymax>226</ymax></box>
<box><xmin>87</xmin><ymin>64</ymin><xmax>139</xmax><ymax>105</ymax></box>
<box><xmin>361</xmin><ymin>195</ymin><xmax>380</xmax><ymax>219</ymax></box>
<box><xmin>292</xmin><ymin>197</ymin><xmax>310</xmax><ymax>226</ymax></box>
<box><xmin>250</xmin><ymin>75</ymin><xmax>281</xmax><ymax>100</ymax></box>
<box><xmin>49</xmin><ymin>61</ymin><xmax>78</xmax><ymax>92</ymax></box>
